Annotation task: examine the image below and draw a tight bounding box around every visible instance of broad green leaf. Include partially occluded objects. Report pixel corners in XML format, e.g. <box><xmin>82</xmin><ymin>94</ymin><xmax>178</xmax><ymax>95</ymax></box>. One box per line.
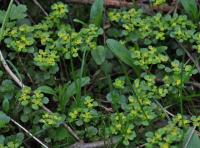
<box><xmin>2</xmin><ymin>99</ymin><xmax>9</xmax><ymax>113</ymax></box>
<box><xmin>106</xmin><ymin>39</ymin><xmax>133</xmax><ymax>67</ymax></box>
<box><xmin>106</xmin><ymin>39</ymin><xmax>140</xmax><ymax>76</ymax></box>
<box><xmin>90</xmin><ymin>0</ymin><xmax>104</xmax><ymax>26</ymax></box>
<box><xmin>37</xmin><ymin>86</ymin><xmax>55</xmax><ymax>95</ymax></box>
<box><xmin>0</xmin><ymin>70</ymin><xmax>3</xmax><ymax>77</ymax></box>
<box><xmin>183</xmin><ymin>127</ymin><xmax>200</xmax><ymax>148</ymax></box>
<box><xmin>0</xmin><ymin>11</ymin><xmax>5</xmax><ymax>23</ymax></box>
<box><xmin>42</xmin><ymin>97</ymin><xmax>49</xmax><ymax>104</ymax></box>
<box><xmin>0</xmin><ymin>135</ymin><xmax>5</xmax><ymax>144</ymax></box>
<box><xmin>0</xmin><ymin>4</ymin><xmax>27</xmax><ymax>24</ymax></box>
<box><xmin>0</xmin><ymin>111</ymin><xmax>10</xmax><ymax>128</ymax></box>
<box><xmin>180</xmin><ymin>0</ymin><xmax>198</xmax><ymax>20</ymax></box>
<box><xmin>91</xmin><ymin>45</ymin><xmax>106</xmax><ymax>65</ymax></box>
<box><xmin>86</xmin><ymin>126</ymin><xmax>98</xmax><ymax>137</ymax></box>
<box><xmin>49</xmin><ymin>127</ymin><xmax>70</xmax><ymax>141</ymax></box>
<box><xmin>20</xmin><ymin>114</ymin><xmax>29</xmax><ymax>122</ymax></box>
<box><xmin>0</xmin><ymin>80</ymin><xmax>15</xmax><ymax>100</ymax></box>
<box><xmin>9</xmin><ymin>4</ymin><xmax>27</xmax><ymax>20</ymax></box>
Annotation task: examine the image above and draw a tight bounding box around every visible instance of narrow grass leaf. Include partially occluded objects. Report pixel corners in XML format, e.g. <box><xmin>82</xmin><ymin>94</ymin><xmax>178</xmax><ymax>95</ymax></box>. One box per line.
<box><xmin>180</xmin><ymin>0</ymin><xmax>198</xmax><ymax>20</ymax></box>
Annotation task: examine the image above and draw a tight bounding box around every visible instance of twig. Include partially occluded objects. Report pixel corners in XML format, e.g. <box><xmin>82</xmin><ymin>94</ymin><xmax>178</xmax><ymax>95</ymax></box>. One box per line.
<box><xmin>32</xmin><ymin>0</ymin><xmax>48</xmax><ymax>16</ymax></box>
<box><xmin>183</xmin><ymin>126</ymin><xmax>197</xmax><ymax>148</ymax></box>
<box><xmin>178</xmin><ymin>43</ymin><xmax>200</xmax><ymax>74</ymax></box>
<box><xmin>69</xmin><ymin>137</ymin><xmax>119</xmax><ymax>148</ymax></box>
<box><xmin>10</xmin><ymin>118</ymin><xmax>48</xmax><ymax>148</ymax></box>
<box><xmin>1</xmin><ymin>47</ymin><xmax>82</xmax><ymax>141</ymax></box>
<box><xmin>0</xmin><ymin>51</ymin><xmax>25</xmax><ymax>87</ymax></box>
<box><xmin>65</xmin><ymin>0</ymin><xmax>133</xmax><ymax>7</ymax></box>
<box><xmin>0</xmin><ymin>48</ymin><xmax>83</xmax><ymax>142</ymax></box>
<box><xmin>41</xmin><ymin>105</ymin><xmax>82</xmax><ymax>142</ymax></box>
<box><xmin>187</xmin><ymin>81</ymin><xmax>200</xmax><ymax>89</ymax></box>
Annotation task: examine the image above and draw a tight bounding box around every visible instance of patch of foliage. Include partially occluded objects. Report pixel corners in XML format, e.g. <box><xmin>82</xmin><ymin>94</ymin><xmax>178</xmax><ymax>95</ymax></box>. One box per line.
<box><xmin>0</xmin><ymin>0</ymin><xmax>200</xmax><ymax>147</ymax></box>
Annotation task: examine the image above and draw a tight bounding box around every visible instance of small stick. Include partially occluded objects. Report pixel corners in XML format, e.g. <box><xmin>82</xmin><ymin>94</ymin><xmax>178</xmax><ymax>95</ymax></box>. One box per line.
<box><xmin>69</xmin><ymin>137</ymin><xmax>119</xmax><ymax>148</ymax></box>
<box><xmin>32</xmin><ymin>0</ymin><xmax>48</xmax><ymax>16</ymax></box>
<box><xmin>42</xmin><ymin>105</ymin><xmax>82</xmax><ymax>142</ymax></box>
<box><xmin>10</xmin><ymin>118</ymin><xmax>48</xmax><ymax>148</ymax></box>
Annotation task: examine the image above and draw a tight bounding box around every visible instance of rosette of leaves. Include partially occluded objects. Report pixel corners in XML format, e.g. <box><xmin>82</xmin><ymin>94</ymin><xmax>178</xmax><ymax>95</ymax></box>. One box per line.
<box><xmin>4</xmin><ymin>25</ymin><xmax>35</xmax><ymax>53</ymax></box>
<box><xmin>130</xmin><ymin>46</ymin><xmax>168</xmax><ymax>69</ymax></box>
<box><xmin>40</xmin><ymin>113</ymin><xmax>65</xmax><ymax>128</ymax></box>
<box><xmin>34</xmin><ymin>50</ymin><xmax>59</xmax><ymax>70</ymax></box>
<box><xmin>159</xmin><ymin>60</ymin><xmax>198</xmax><ymax>94</ymax></box>
<box><xmin>17</xmin><ymin>87</ymin><xmax>49</xmax><ymax>110</ymax></box>
<box><xmin>145</xmin><ymin>114</ymin><xmax>191</xmax><ymax>148</ymax></box>
<box><xmin>68</xmin><ymin>96</ymin><xmax>99</xmax><ymax>126</ymax></box>
<box><xmin>108</xmin><ymin>113</ymin><xmax>136</xmax><ymax>145</ymax></box>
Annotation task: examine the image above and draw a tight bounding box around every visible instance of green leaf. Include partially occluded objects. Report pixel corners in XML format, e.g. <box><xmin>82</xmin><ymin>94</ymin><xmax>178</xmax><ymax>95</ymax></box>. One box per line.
<box><xmin>106</xmin><ymin>39</ymin><xmax>133</xmax><ymax>67</ymax></box>
<box><xmin>0</xmin><ymin>11</ymin><xmax>6</xmax><ymax>23</ymax></box>
<box><xmin>49</xmin><ymin>127</ymin><xmax>74</xmax><ymax>142</ymax></box>
<box><xmin>0</xmin><ymin>70</ymin><xmax>3</xmax><ymax>77</ymax></box>
<box><xmin>20</xmin><ymin>114</ymin><xmax>29</xmax><ymax>122</ymax></box>
<box><xmin>180</xmin><ymin>0</ymin><xmax>198</xmax><ymax>20</ymax></box>
<box><xmin>0</xmin><ymin>4</ymin><xmax>27</xmax><ymax>25</ymax></box>
<box><xmin>0</xmin><ymin>111</ymin><xmax>10</xmax><ymax>128</ymax></box>
<box><xmin>73</xmin><ymin>18</ymin><xmax>87</xmax><ymax>26</ymax></box>
<box><xmin>9</xmin><ymin>4</ymin><xmax>27</xmax><ymax>20</ymax></box>
<box><xmin>75</xmin><ymin>119</ymin><xmax>83</xmax><ymax>126</ymax></box>
<box><xmin>0</xmin><ymin>135</ymin><xmax>5</xmax><ymax>144</ymax></box>
<box><xmin>37</xmin><ymin>86</ymin><xmax>55</xmax><ymax>95</ymax></box>
<box><xmin>2</xmin><ymin>99</ymin><xmax>9</xmax><ymax>113</ymax></box>
<box><xmin>91</xmin><ymin>45</ymin><xmax>106</xmax><ymax>65</ymax></box>
<box><xmin>90</xmin><ymin>0</ymin><xmax>104</xmax><ymax>26</ymax></box>
<box><xmin>66</xmin><ymin>77</ymin><xmax>90</xmax><ymax>98</ymax></box>
<box><xmin>106</xmin><ymin>39</ymin><xmax>140</xmax><ymax>76</ymax></box>
<box><xmin>58</xmin><ymin>77</ymin><xmax>90</xmax><ymax>112</ymax></box>
<box><xmin>183</xmin><ymin>127</ymin><xmax>200</xmax><ymax>148</ymax></box>
<box><xmin>0</xmin><ymin>80</ymin><xmax>15</xmax><ymax>100</ymax></box>
<box><xmin>42</xmin><ymin>97</ymin><xmax>49</xmax><ymax>104</ymax></box>
<box><xmin>86</xmin><ymin>126</ymin><xmax>98</xmax><ymax>137</ymax></box>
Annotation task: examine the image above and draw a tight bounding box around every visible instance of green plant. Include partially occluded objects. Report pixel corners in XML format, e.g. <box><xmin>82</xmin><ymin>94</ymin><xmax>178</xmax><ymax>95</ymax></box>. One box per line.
<box><xmin>0</xmin><ymin>1</ymin><xmax>200</xmax><ymax>147</ymax></box>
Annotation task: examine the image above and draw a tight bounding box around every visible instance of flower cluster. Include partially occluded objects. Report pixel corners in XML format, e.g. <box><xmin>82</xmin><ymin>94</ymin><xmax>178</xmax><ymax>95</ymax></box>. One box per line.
<box><xmin>18</xmin><ymin>87</ymin><xmax>48</xmax><ymax>110</ymax></box>
<box><xmin>191</xmin><ymin>116</ymin><xmax>200</xmax><ymax>128</ymax></box>
<box><xmin>0</xmin><ymin>141</ymin><xmax>23</xmax><ymax>148</ymax></box>
<box><xmin>80</xmin><ymin>24</ymin><xmax>103</xmax><ymax>50</ymax></box>
<box><xmin>4</xmin><ymin>25</ymin><xmax>35</xmax><ymax>52</ymax></box>
<box><xmin>113</xmin><ymin>78</ymin><xmax>125</xmax><ymax>90</ymax></box>
<box><xmin>3</xmin><ymin>2</ymin><xmax>102</xmax><ymax>71</ymax></box>
<box><xmin>109</xmin><ymin>113</ymin><xmax>136</xmax><ymax>145</ymax></box>
<box><xmin>109</xmin><ymin>9</ymin><xmax>196</xmax><ymax>44</ymax></box>
<box><xmin>145</xmin><ymin>114</ymin><xmax>199</xmax><ymax>148</ymax></box>
<box><xmin>130</xmin><ymin>46</ymin><xmax>168</xmax><ymax>69</ymax></box>
<box><xmin>50</xmin><ymin>2</ymin><xmax>68</xmax><ymax>19</ymax></box>
<box><xmin>18</xmin><ymin>87</ymin><xmax>31</xmax><ymax>106</ymax></box>
<box><xmin>34</xmin><ymin>50</ymin><xmax>59</xmax><ymax>68</ymax></box>
<box><xmin>68</xmin><ymin>96</ymin><xmax>99</xmax><ymax>126</ymax></box>
<box><xmin>126</xmin><ymin>95</ymin><xmax>157</xmax><ymax>126</ymax></box>
<box><xmin>150</xmin><ymin>0</ymin><xmax>166</xmax><ymax>6</ymax></box>
<box><xmin>133</xmin><ymin>75</ymin><xmax>168</xmax><ymax>100</ymax></box>
<box><xmin>145</xmin><ymin>123</ymin><xmax>184</xmax><ymax>148</ymax></box>
<box><xmin>31</xmin><ymin>90</ymin><xmax>44</xmax><ymax>110</ymax></box>
<box><xmin>40</xmin><ymin>113</ymin><xmax>65</xmax><ymax>128</ymax></box>
<box><xmin>161</xmin><ymin>60</ymin><xmax>197</xmax><ymax>94</ymax></box>
<box><xmin>192</xmin><ymin>32</ymin><xmax>200</xmax><ymax>53</ymax></box>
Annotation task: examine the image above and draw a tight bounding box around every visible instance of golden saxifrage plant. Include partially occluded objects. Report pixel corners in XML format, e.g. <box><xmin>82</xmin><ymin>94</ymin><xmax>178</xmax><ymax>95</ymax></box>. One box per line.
<box><xmin>0</xmin><ymin>1</ymin><xmax>200</xmax><ymax>147</ymax></box>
